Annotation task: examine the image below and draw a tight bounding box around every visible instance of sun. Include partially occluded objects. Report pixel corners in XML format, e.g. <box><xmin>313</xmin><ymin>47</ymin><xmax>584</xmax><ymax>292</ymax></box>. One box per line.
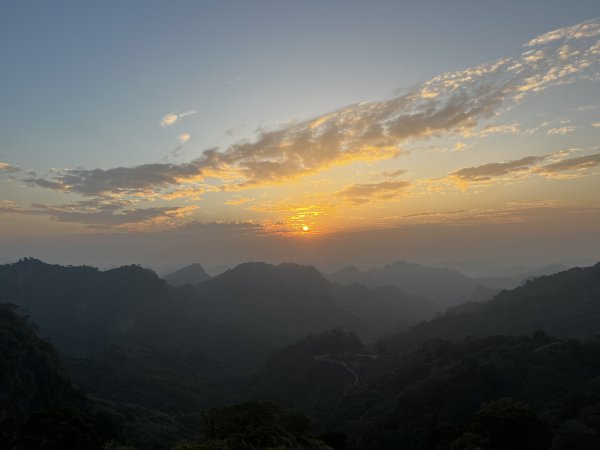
<box><xmin>302</xmin><ymin>225</ymin><xmax>310</xmax><ymax>232</ymax></box>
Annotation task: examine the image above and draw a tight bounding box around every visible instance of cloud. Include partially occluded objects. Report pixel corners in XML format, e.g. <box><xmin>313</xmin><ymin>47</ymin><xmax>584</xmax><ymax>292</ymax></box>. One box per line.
<box><xmin>160</xmin><ymin>110</ymin><xmax>197</xmax><ymax>127</ymax></box>
<box><xmin>177</xmin><ymin>133</ymin><xmax>191</xmax><ymax>144</ymax></box>
<box><xmin>525</xmin><ymin>19</ymin><xmax>600</xmax><ymax>47</ymax></box>
<box><xmin>0</xmin><ymin>162</ymin><xmax>35</xmax><ymax>181</ymax></box>
<box><xmin>453</xmin><ymin>142</ymin><xmax>467</xmax><ymax>152</ymax></box>
<box><xmin>22</xmin><ymin>19</ymin><xmax>600</xmax><ymax>202</ymax></box>
<box><xmin>171</xmin><ymin>220</ymin><xmax>262</xmax><ymax>235</ymax></box>
<box><xmin>547</xmin><ymin>126</ymin><xmax>576</xmax><ymax>135</ymax></box>
<box><xmin>380</xmin><ymin>169</ymin><xmax>406</xmax><ymax>179</ymax></box>
<box><xmin>0</xmin><ymin>198</ymin><xmax>197</xmax><ymax>230</ymax></box>
<box><xmin>536</xmin><ymin>152</ymin><xmax>600</xmax><ymax>177</ymax></box>
<box><xmin>395</xmin><ymin>201</ymin><xmax>600</xmax><ymax>228</ymax></box>
<box><xmin>336</xmin><ymin>180</ymin><xmax>411</xmax><ymax>204</ymax></box>
<box><xmin>450</xmin><ymin>156</ymin><xmax>545</xmax><ymax>183</ymax></box>
<box><xmin>26</xmin><ymin>160</ymin><xmax>209</xmax><ymax>197</ymax></box>
<box><xmin>0</xmin><ymin>162</ymin><xmax>21</xmax><ymax>174</ymax></box>
<box><xmin>479</xmin><ymin>123</ymin><xmax>520</xmax><ymax>136</ymax></box>
<box><xmin>225</xmin><ymin>196</ymin><xmax>254</xmax><ymax>206</ymax></box>
<box><xmin>446</xmin><ymin>151</ymin><xmax>600</xmax><ymax>188</ymax></box>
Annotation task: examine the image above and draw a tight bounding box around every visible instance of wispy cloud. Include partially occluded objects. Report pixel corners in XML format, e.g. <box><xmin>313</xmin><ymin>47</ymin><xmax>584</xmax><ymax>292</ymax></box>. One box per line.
<box><xmin>547</xmin><ymin>126</ymin><xmax>577</xmax><ymax>135</ymax></box>
<box><xmin>159</xmin><ymin>110</ymin><xmax>197</xmax><ymax>127</ymax></box>
<box><xmin>336</xmin><ymin>180</ymin><xmax>411</xmax><ymax>204</ymax></box>
<box><xmin>379</xmin><ymin>169</ymin><xmax>407</xmax><ymax>179</ymax></box>
<box><xmin>447</xmin><ymin>151</ymin><xmax>600</xmax><ymax>188</ymax></box>
<box><xmin>225</xmin><ymin>196</ymin><xmax>254</xmax><ymax>206</ymax></box>
<box><xmin>479</xmin><ymin>123</ymin><xmax>520</xmax><ymax>136</ymax></box>
<box><xmin>536</xmin><ymin>152</ymin><xmax>600</xmax><ymax>178</ymax></box>
<box><xmin>0</xmin><ymin>198</ymin><xmax>198</xmax><ymax>230</ymax></box>
<box><xmin>394</xmin><ymin>201</ymin><xmax>600</xmax><ymax>228</ymax></box>
<box><xmin>525</xmin><ymin>19</ymin><xmax>600</xmax><ymax>47</ymax></box>
<box><xmin>450</xmin><ymin>156</ymin><xmax>545</xmax><ymax>184</ymax></box>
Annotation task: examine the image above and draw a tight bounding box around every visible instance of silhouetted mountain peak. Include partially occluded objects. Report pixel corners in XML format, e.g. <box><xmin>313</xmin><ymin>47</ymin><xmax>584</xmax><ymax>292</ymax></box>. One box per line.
<box><xmin>163</xmin><ymin>262</ymin><xmax>210</xmax><ymax>287</ymax></box>
<box><xmin>213</xmin><ymin>262</ymin><xmax>332</xmax><ymax>294</ymax></box>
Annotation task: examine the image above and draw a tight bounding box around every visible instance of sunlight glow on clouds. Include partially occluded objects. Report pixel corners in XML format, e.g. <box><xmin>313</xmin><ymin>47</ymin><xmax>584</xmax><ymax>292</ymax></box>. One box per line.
<box><xmin>159</xmin><ymin>110</ymin><xmax>197</xmax><ymax>127</ymax></box>
<box><xmin>447</xmin><ymin>151</ymin><xmax>600</xmax><ymax>189</ymax></box>
<box><xmin>177</xmin><ymin>133</ymin><xmax>191</xmax><ymax>144</ymax></box>
<box><xmin>2</xmin><ymin>19</ymin><xmax>600</xmax><ymax>235</ymax></box>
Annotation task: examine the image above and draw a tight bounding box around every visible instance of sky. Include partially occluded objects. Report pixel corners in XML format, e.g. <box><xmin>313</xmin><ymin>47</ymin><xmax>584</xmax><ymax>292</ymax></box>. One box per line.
<box><xmin>1</xmin><ymin>1</ymin><xmax>600</xmax><ymax>272</ymax></box>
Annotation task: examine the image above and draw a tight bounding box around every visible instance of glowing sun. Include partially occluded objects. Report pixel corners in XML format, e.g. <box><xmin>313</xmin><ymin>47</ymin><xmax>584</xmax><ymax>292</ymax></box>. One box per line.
<box><xmin>302</xmin><ymin>225</ymin><xmax>310</xmax><ymax>232</ymax></box>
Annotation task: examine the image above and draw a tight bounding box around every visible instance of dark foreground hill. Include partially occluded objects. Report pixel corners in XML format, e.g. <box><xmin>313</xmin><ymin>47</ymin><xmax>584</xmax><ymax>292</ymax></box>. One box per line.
<box><xmin>327</xmin><ymin>333</ymin><xmax>600</xmax><ymax>450</ymax></box>
<box><xmin>0</xmin><ymin>302</ymin><xmax>333</xmax><ymax>449</ymax></box>
<box><xmin>233</xmin><ymin>327</ymin><xmax>600</xmax><ymax>450</ymax></box>
<box><xmin>0</xmin><ymin>303</ymin><xmax>107</xmax><ymax>449</ymax></box>
<box><xmin>0</xmin><ymin>303</ymin><xmax>83</xmax><ymax>418</ymax></box>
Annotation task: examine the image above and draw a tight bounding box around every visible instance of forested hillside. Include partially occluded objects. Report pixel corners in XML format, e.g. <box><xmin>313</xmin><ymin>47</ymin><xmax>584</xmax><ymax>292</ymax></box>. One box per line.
<box><xmin>2</xmin><ymin>260</ymin><xmax>600</xmax><ymax>449</ymax></box>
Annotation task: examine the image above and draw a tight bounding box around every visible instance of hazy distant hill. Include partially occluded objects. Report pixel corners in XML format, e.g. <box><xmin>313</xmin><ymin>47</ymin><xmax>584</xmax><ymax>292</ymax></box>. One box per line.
<box><xmin>381</xmin><ymin>262</ymin><xmax>600</xmax><ymax>354</ymax></box>
<box><xmin>195</xmin><ymin>263</ymin><xmax>365</xmax><ymax>341</ymax></box>
<box><xmin>328</xmin><ymin>261</ymin><xmax>497</xmax><ymax>308</ymax></box>
<box><xmin>162</xmin><ymin>263</ymin><xmax>211</xmax><ymax>287</ymax></box>
<box><xmin>194</xmin><ymin>262</ymin><xmax>438</xmax><ymax>342</ymax></box>
<box><xmin>475</xmin><ymin>263</ymin><xmax>567</xmax><ymax>290</ymax></box>
<box><xmin>332</xmin><ymin>283</ymin><xmax>440</xmax><ymax>333</ymax></box>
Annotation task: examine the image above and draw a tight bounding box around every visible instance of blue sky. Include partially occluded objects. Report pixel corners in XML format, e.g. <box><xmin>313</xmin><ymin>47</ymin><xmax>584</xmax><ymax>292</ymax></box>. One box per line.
<box><xmin>1</xmin><ymin>1</ymin><xmax>599</xmax><ymax>269</ymax></box>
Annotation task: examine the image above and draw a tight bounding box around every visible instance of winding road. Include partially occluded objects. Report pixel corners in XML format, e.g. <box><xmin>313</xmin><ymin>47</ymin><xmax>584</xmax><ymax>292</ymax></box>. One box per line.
<box><xmin>313</xmin><ymin>354</ymin><xmax>360</xmax><ymax>386</ymax></box>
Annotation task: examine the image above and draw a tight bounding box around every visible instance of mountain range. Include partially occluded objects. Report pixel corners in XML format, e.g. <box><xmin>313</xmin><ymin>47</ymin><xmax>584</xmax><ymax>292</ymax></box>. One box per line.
<box><xmin>2</xmin><ymin>258</ymin><xmax>600</xmax><ymax>449</ymax></box>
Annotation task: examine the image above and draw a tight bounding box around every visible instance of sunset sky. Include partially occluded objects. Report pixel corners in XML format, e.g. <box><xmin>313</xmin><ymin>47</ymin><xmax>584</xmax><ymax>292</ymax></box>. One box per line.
<box><xmin>1</xmin><ymin>1</ymin><xmax>600</xmax><ymax>271</ymax></box>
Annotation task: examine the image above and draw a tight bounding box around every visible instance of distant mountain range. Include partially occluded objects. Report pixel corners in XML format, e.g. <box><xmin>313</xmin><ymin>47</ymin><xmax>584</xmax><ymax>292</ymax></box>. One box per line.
<box><xmin>474</xmin><ymin>263</ymin><xmax>567</xmax><ymax>289</ymax></box>
<box><xmin>380</xmin><ymin>262</ymin><xmax>600</xmax><ymax>354</ymax></box>
<box><xmin>327</xmin><ymin>261</ymin><xmax>568</xmax><ymax>308</ymax></box>
<box><xmin>192</xmin><ymin>262</ymin><xmax>438</xmax><ymax>342</ymax></box>
<box><xmin>328</xmin><ymin>261</ymin><xmax>496</xmax><ymax>308</ymax></box>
